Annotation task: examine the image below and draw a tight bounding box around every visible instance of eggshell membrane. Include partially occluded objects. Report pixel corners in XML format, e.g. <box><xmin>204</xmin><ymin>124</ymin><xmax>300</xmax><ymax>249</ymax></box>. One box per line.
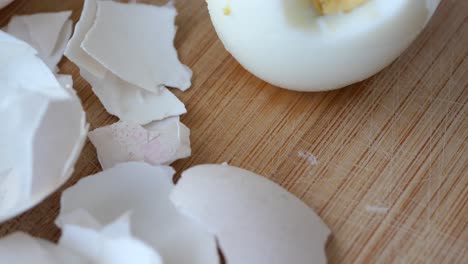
<box><xmin>206</xmin><ymin>0</ymin><xmax>440</xmax><ymax>91</ymax></box>
<box><xmin>58</xmin><ymin>162</ymin><xmax>219</xmax><ymax>264</ymax></box>
<box><xmin>171</xmin><ymin>164</ymin><xmax>331</xmax><ymax>264</ymax></box>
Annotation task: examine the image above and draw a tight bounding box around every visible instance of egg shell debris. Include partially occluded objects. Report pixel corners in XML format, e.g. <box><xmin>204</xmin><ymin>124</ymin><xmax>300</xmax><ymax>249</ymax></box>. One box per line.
<box><xmin>65</xmin><ymin>0</ymin><xmax>191</xmax><ymax>124</ymax></box>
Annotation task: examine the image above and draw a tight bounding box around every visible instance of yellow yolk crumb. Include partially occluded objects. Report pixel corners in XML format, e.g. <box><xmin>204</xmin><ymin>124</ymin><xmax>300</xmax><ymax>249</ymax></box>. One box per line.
<box><xmin>223</xmin><ymin>6</ymin><xmax>231</xmax><ymax>16</ymax></box>
<box><xmin>312</xmin><ymin>0</ymin><xmax>368</xmax><ymax>15</ymax></box>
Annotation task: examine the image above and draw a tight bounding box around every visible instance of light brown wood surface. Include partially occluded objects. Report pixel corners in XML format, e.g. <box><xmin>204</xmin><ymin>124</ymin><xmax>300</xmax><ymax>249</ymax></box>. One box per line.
<box><xmin>1</xmin><ymin>0</ymin><xmax>467</xmax><ymax>263</ymax></box>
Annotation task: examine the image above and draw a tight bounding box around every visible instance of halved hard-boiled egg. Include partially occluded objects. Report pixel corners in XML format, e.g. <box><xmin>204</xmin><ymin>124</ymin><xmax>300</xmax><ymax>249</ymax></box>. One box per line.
<box><xmin>206</xmin><ymin>0</ymin><xmax>440</xmax><ymax>91</ymax></box>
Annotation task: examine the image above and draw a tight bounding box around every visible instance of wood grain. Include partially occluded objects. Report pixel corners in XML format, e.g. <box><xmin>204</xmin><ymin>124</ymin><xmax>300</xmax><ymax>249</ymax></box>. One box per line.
<box><xmin>0</xmin><ymin>0</ymin><xmax>467</xmax><ymax>263</ymax></box>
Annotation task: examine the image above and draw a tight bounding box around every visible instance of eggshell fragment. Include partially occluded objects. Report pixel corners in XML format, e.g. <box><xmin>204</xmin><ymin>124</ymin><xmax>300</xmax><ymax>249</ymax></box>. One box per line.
<box><xmin>65</xmin><ymin>0</ymin><xmax>108</xmax><ymax>78</ymax></box>
<box><xmin>0</xmin><ymin>32</ymin><xmax>87</xmax><ymax>222</ymax></box>
<box><xmin>47</xmin><ymin>20</ymin><xmax>73</xmax><ymax>71</ymax></box>
<box><xmin>66</xmin><ymin>0</ymin><xmax>189</xmax><ymax>124</ymax></box>
<box><xmin>82</xmin><ymin>69</ymin><xmax>186</xmax><ymax>125</ymax></box>
<box><xmin>0</xmin><ymin>30</ymin><xmax>36</xmax><ymax>56</ymax></box>
<box><xmin>57</xmin><ymin>208</ymin><xmax>102</xmax><ymax>229</ymax></box>
<box><xmin>60</xmin><ymin>213</ymin><xmax>163</xmax><ymax>264</ymax></box>
<box><xmin>0</xmin><ymin>221</ymin><xmax>161</xmax><ymax>264</ymax></box>
<box><xmin>82</xmin><ymin>1</ymin><xmax>192</xmax><ymax>92</ymax></box>
<box><xmin>88</xmin><ymin>118</ymin><xmax>190</xmax><ymax>169</ymax></box>
<box><xmin>6</xmin><ymin>11</ymin><xmax>72</xmax><ymax>70</ymax></box>
<box><xmin>0</xmin><ymin>232</ymin><xmax>85</xmax><ymax>264</ymax></box>
<box><xmin>57</xmin><ymin>162</ymin><xmax>219</xmax><ymax>264</ymax></box>
<box><xmin>171</xmin><ymin>164</ymin><xmax>331</xmax><ymax>264</ymax></box>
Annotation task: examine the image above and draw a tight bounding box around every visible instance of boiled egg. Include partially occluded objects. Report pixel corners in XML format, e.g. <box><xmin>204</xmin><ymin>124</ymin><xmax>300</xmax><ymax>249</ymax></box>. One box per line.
<box><xmin>206</xmin><ymin>0</ymin><xmax>440</xmax><ymax>91</ymax></box>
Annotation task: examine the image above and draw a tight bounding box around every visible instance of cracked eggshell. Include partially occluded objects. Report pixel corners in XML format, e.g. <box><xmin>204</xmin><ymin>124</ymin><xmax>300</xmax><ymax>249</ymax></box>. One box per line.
<box><xmin>0</xmin><ymin>232</ymin><xmax>85</xmax><ymax>264</ymax></box>
<box><xmin>82</xmin><ymin>1</ymin><xmax>192</xmax><ymax>92</ymax></box>
<box><xmin>0</xmin><ymin>33</ymin><xmax>88</xmax><ymax>222</ymax></box>
<box><xmin>82</xmin><ymin>69</ymin><xmax>186</xmax><ymax>125</ymax></box>
<box><xmin>6</xmin><ymin>11</ymin><xmax>72</xmax><ymax>70</ymax></box>
<box><xmin>65</xmin><ymin>0</ymin><xmax>108</xmax><ymax>78</ymax></box>
<box><xmin>206</xmin><ymin>0</ymin><xmax>440</xmax><ymax>91</ymax></box>
<box><xmin>171</xmin><ymin>164</ymin><xmax>331</xmax><ymax>264</ymax></box>
<box><xmin>88</xmin><ymin>117</ymin><xmax>191</xmax><ymax>169</ymax></box>
<box><xmin>66</xmin><ymin>0</ymin><xmax>187</xmax><ymax>124</ymax></box>
<box><xmin>0</xmin><ymin>30</ymin><xmax>36</xmax><ymax>56</ymax></box>
<box><xmin>0</xmin><ymin>39</ymin><xmax>67</xmax><ymax>98</ymax></box>
<box><xmin>60</xmin><ymin>213</ymin><xmax>163</xmax><ymax>264</ymax></box>
<box><xmin>46</xmin><ymin>19</ymin><xmax>73</xmax><ymax>71</ymax></box>
<box><xmin>57</xmin><ymin>162</ymin><xmax>219</xmax><ymax>264</ymax></box>
<box><xmin>57</xmin><ymin>208</ymin><xmax>102</xmax><ymax>229</ymax></box>
<box><xmin>0</xmin><ymin>217</ymin><xmax>160</xmax><ymax>264</ymax></box>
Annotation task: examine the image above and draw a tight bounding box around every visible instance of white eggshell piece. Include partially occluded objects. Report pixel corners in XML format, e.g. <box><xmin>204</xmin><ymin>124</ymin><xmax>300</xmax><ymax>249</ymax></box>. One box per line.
<box><xmin>65</xmin><ymin>0</ymin><xmax>108</xmax><ymax>78</ymax></box>
<box><xmin>46</xmin><ymin>20</ymin><xmax>73</xmax><ymax>71</ymax></box>
<box><xmin>35</xmin><ymin>240</ymin><xmax>86</xmax><ymax>264</ymax></box>
<box><xmin>206</xmin><ymin>0</ymin><xmax>440</xmax><ymax>91</ymax></box>
<box><xmin>82</xmin><ymin>1</ymin><xmax>192</xmax><ymax>92</ymax></box>
<box><xmin>0</xmin><ymin>48</ymin><xmax>67</xmax><ymax>99</ymax></box>
<box><xmin>0</xmin><ymin>0</ymin><xmax>13</xmax><ymax>9</ymax></box>
<box><xmin>60</xmin><ymin>213</ymin><xmax>163</xmax><ymax>264</ymax></box>
<box><xmin>171</xmin><ymin>164</ymin><xmax>331</xmax><ymax>264</ymax></box>
<box><xmin>6</xmin><ymin>11</ymin><xmax>72</xmax><ymax>70</ymax></box>
<box><xmin>66</xmin><ymin>0</ymin><xmax>188</xmax><ymax>124</ymax></box>
<box><xmin>81</xmin><ymin>69</ymin><xmax>186</xmax><ymax>125</ymax></box>
<box><xmin>88</xmin><ymin>118</ymin><xmax>191</xmax><ymax>169</ymax></box>
<box><xmin>0</xmin><ymin>32</ymin><xmax>88</xmax><ymax>222</ymax></box>
<box><xmin>0</xmin><ymin>233</ymin><xmax>56</xmax><ymax>263</ymax></box>
<box><xmin>0</xmin><ymin>30</ymin><xmax>36</xmax><ymax>56</ymax></box>
<box><xmin>0</xmin><ymin>232</ymin><xmax>85</xmax><ymax>264</ymax></box>
<box><xmin>57</xmin><ymin>162</ymin><xmax>219</xmax><ymax>264</ymax></box>
<box><xmin>57</xmin><ymin>208</ymin><xmax>102</xmax><ymax>229</ymax></box>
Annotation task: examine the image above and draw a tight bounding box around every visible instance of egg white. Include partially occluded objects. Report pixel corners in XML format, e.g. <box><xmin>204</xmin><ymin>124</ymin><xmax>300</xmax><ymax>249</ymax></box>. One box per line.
<box><xmin>207</xmin><ymin>0</ymin><xmax>440</xmax><ymax>91</ymax></box>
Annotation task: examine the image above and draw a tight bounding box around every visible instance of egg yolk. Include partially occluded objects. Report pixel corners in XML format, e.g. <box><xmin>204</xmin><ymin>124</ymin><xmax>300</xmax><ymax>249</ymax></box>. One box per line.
<box><xmin>312</xmin><ymin>0</ymin><xmax>368</xmax><ymax>15</ymax></box>
<box><xmin>223</xmin><ymin>6</ymin><xmax>232</xmax><ymax>16</ymax></box>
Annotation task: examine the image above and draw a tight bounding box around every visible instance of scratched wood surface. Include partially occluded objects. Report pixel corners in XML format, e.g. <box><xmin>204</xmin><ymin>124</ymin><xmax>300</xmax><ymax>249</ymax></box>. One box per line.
<box><xmin>0</xmin><ymin>0</ymin><xmax>467</xmax><ymax>263</ymax></box>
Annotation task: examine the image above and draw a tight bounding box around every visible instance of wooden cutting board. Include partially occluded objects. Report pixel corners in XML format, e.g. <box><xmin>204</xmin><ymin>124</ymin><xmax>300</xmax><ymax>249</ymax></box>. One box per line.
<box><xmin>0</xmin><ymin>0</ymin><xmax>466</xmax><ymax>263</ymax></box>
